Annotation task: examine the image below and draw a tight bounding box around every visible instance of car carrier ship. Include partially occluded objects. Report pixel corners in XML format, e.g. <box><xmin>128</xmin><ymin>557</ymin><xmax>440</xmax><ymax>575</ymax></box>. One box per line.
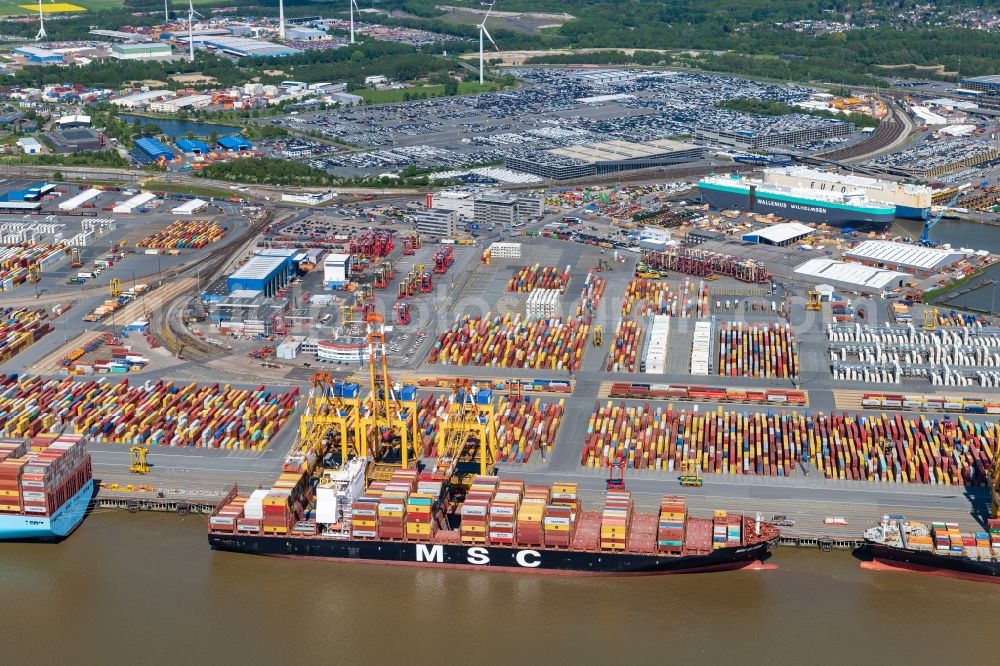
<box><xmin>761</xmin><ymin>166</ymin><xmax>933</xmax><ymax>220</ymax></box>
<box><xmin>208</xmin><ymin>458</ymin><xmax>779</xmax><ymax>575</ymax></box>
<box><xmin>0</xmin><ymin>435</ymin><xmax>94</xmax><ymax>540</ymax></box>
<box><xmin>697</xmin><ymin>173</ymin><xmax>896</xmax><ymax>228</ymax></box>
<box><xmin>862</xmin><ymin>515</ymin><xmax>1000</xmax><ymax>582</ymax></box>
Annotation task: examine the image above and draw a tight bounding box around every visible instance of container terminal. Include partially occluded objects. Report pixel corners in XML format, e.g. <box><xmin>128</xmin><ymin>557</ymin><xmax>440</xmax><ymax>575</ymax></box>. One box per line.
<box><xmin>0</xmin><ymin>160</ymin><xmax>996</xmax><ymax>569</ymax></box>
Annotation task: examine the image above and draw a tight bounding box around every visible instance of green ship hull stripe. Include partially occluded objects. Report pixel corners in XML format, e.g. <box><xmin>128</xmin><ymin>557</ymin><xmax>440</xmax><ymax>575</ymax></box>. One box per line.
<box><xmin>699</xmin><ymin>181</ymin><xmax>894</xmax><ymax>216</ymax></box>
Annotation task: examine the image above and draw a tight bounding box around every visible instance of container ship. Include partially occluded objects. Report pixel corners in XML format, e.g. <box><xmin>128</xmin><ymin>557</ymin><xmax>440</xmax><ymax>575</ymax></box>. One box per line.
<box><xmin>0</xmin><ymin>434</ymin><xmax>94</xmax><ymax>540</ymax></box>
<box><xmin>862</xmin><ymin>515</ymin><xmax>1000</xmax><ymax>582</ymax></box>
<box><xmin>697</xmin><ymin>173</ymin><xmax>895</xmax><ymax>228</ymax></box>
<box><xmin>761</xmin><ymin>166</ymin><xmax>933</xmax><ymax>220</ymax></box>
<box><xmin>208</xmin><ymin>459</ymin><xmax>779</xmax><ymax>575</ymax></box>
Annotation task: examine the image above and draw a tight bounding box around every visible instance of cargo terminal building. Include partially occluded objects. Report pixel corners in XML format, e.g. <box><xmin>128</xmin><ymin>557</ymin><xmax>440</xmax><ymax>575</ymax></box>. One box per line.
<box><xmin>505</xmin><ymin>139</ymin><xmax>706</xmax><ymax>181</ymax></box>
<box><xmin>226</xmin><ymin>255</ymin><xmax>293</xmax><ymax>297</ymax></box>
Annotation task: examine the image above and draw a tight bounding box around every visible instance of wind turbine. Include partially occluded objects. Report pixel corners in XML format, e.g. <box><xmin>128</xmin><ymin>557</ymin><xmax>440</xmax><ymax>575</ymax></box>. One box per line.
<box><xmin>187</xmin><ymin>0</ymin><xmax>203</xmax><ymax>63</ymax></box>
<box><xmin>278</xmin><ymin>0</ymin><xmax>285</xmax><ymax>40</ymax></box>
<box><xmin>164</xmin><ymin>0</ymin><xmax>169</xmax><ymax>23</ymax></box>
<box><xmin>349</xmin><ymin>0</ymin><xmax>360</xmax><ymax>44</ymax></box>
<box><xmin>35</xmin><ymin>0</ymin><xmax>46</xmax><ymax>41</ymax></box>
<box><xmin>478</xmin><ymin>2</ymin><xmax>499</xmax><ymax>86</ymax></box>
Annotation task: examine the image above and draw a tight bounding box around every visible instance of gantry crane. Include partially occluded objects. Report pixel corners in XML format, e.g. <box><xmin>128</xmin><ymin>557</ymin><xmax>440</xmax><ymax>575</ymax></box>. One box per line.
<box><xmin>434</xmin><ymin>379</ymin><xmax>498</xmax><ymax>487</ymax></box>
<box><xmin>291</xmin><ymin>372</ymin><xmax>364</xmax><ymax>473</ymax></box>
<box><xmin>358</xmin><ymin>312</ymin><xmax>420</xmax><ymax>474</ymax></box>
<box><xmin>109</xmin><ymin>277</ymin><xmax>122</xmax><ymax>298</ymax></box>
<box><xmin>27</xmin><ymin>263</ymin><xmax>40</xmax><ymax>284</ymax></box>
<box><xmin>922</xmin><ymin>307</ymin><xmax>939</xmax><ymax>330</ymax></box>
<box><xmin>679</xmin><ymin>459</ymin><xmax>703</xmax><ymax>487</ymax></box>
<box><xmin>593</xmin><ymin>325</ymin><xmax>603</xmax><ymax>347</ymax></box>
<box><xmin>805</xmin><ymin>290</ymin><xmax>822</xmax><ymax>312</ymax></box>
<box><xmin>69</xmin><ymin>248</ymin><xmax>83</xmax><ymax>268</ymax></box>
<box><xmin>129</xmin><ymin>446</ymin><xmax>149</xmax><ymax>475</ymax></box>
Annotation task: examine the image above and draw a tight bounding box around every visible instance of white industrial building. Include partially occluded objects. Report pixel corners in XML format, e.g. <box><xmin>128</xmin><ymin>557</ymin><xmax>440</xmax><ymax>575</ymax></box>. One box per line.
<box><xmin>276</xmin><ymin>336</ymin><xmax>306</xmax><ymax>359</ymax></box>
<box><xmin>323</xmin><ymin>253</ymin><xmax>351</xmax><ymax>288</ymax></box>
<box><xmin>112</xmin><ymin>192</ymin><xmax>157</xmax><ymax>214</ymax></box>
<box><xmin>844</xmin><ymin>240</ymin><xmax>965</xmax><ymax>277</ymax></box>
<box><xmin>474</xmin><ymin>192</ymin><xmax>518</xmax><ymax>227</ymax></box>
<box><xmin>110</xmin><ymin>90</ymin><xmax>176</xmax><ymax>109</ymax></box>
<box><xmin>172</xmin><ymin>198</ymin><xmax>208</xmax><ymax>215</ymax></box>
<box><xmin>742</xmin><ymin>222</ymin><xmax>814</xmax><ymax>246</ymax></box>
<box><xmin>430</xmin><ymin>189</ymin><xmax>476</xmax><ymax>218</ymax></box>
<box><xmin>111</xmin><ymin>43</ymin><xmax>173</xmax><ymax>60</ymax></box>
<box><xmin>17</xmin><ymin>137</ymin><xmax>42</xmax><ymax>154</ymax></box>
<box><xmin>58</xmin><ymin>188</ymin><xmax>102</xmax><ymax>211</ymax></box>
<box><xmin>149</xmin><ymin>94</ymin><xmax>213</xmax><ymax>113</ymax></box>
<box><xmin>795</xmin><ymin>258</ymin><xmax>908</xmax><ymax>292</ymax></box>
<box><xmin>412</xmin><ymin>208</ymin><xmax>458</xmax><ymax>239</ymax></box>
<box><xmin>316</xmin><ymin>338</ymin><xmax>371</xmax><ymax>363</ymax></box>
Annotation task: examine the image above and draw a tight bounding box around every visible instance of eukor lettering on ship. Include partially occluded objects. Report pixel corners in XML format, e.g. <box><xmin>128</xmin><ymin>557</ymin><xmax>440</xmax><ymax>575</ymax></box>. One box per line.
<box><xmin>698</xmin><ymin>173</ymin><xmax>896</xmax><ymax>228</ymax></box>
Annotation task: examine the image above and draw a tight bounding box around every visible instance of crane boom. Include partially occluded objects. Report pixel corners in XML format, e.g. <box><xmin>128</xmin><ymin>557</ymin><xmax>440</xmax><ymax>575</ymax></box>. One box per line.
<box><xmin>918</xmin><ymin>193</ymin><xmax>959</xmax><ymax>246</ymax></box>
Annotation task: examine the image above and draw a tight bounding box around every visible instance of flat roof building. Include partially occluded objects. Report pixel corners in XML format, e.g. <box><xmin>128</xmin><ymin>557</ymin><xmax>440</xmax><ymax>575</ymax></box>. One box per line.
<box><xmin>46</xmin><ymin>128</ymin><xmax>103</xmax><ymax>154</ymax></box>
<box><xmin>110</xmin><ymin>89</ymin><xmax>176</xmax><ymax>109</ymax></box>
<box><xmin>14</xmin><ymin>46</ymin><xmax>63</xmax><ymax>64</ymax></box>
<box><xmin>227</xmin><ymin>255</ymin><xmax>292</xmax><ymax>296</ymax></box>
<box><xmin>172</xmin><ymin>198</ymin><xmax>208</xmax><ymax>215</ymax></box>
<box><xmin>506</xmin><ymin>138</ymin><xmax>705</xmax><ymax>181</ymax></box>
<box><xmin>795</xmin><ymin>258</ymin><xmax>907</xmax><ymax>292</ymax></box>
<box><xmin>742</xmin><ymin>222</ymin><xmax>814</xmax><ymax>246</ymax></box>
<box><xmin>16</xmin><ymin>137</ymin><xmax>42</xmax><ymax>155</ymax></box>
<box><xmin>474</xmin><ymin>192</ymin><xmax>518</xmax><ymax>227</ymax></box>
<box><xmin>191</xmin><ymin>36</ymin><xmax>302</xmax><ymax>58</ymax></box>
<box><xmin>111</xmin><ymin>42</ymin><xmax>173</xmax><ymax>60</ymax></box>
<box><xmin>413</xmin><ymin>208</ymin><xmax>458</xmax><ymax>239</ymax></box>
<box><xmin>286</xmin><ymin>26</ymin><xmax>328</xmax><ymax>41</ymax></box>
<box><xmin>844</xmin><ymin>240</ymin><xmax>965</xmax><ymax>277</ymax></box>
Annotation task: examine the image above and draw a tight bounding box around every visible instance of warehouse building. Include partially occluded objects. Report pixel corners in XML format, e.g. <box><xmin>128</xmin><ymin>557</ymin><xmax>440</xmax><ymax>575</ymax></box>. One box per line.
<box><xmin>16</xmin><ymin>138</ymin><xmax>42</xmax><ymax>155</ymax></box>
<box><xmin>134</xmin><ymin>137</ymin><xmax>175</xmax><ymax>161</ymax></box>
<box><xmin>742</xmin><ymin>222</ymin><xmax>814</xmax><ymax>247</ymax></box>
<box><xmin>172</xmin><ymin>198</ymin><xmax>208</xmax><ymax>215</ymax></box>
<box><xmin>45</xmin><ymin>128</ymin><xmax>103</xmax><ymax>154</ymax></box>
<box><xmin>112</xmin><ymin>192</ymin><xmax>158</xmax><ymax>214</ymax></box>
<box><xmin>795</xmin><ymin>258</ymin><xmax>907</xmax><ymax>293</ymax></box>
<box><xmin>217</xmin><ymin>136</ymin><xmax>252</xmax><ymax>152</ymax></box>
<box><xmin>226</xmin><ymin>255</ymin><xmax>292</xmax><ymax>297</ymax></box>
<box><xmin>412</xmin><ymin>208</ymin><xmax>458</xmax><ymax>239</ymax></box>
<box><xmin>184</xmin><ymin>36</ymin><xmax>302</xmax><ymax>58</ymax></box>
<box><xmin>323</xmin><ymin>253</ymin><xmax>352</xmax><ymax>289</ymax></box>
<box><xmin>13</xmin><ymin>46</ymin><xmax>63</xmax><ymax>64</ymax></box>
<box><xmin>844</xmin><ymin>240</ymin><xmax>965</xmax><ymax>277</ymax></box>
<box><xmin>110</xmin><ymin>90</ymin><xmax>176</xmax><ymax>109</ymax></box>
<box><xmin>958</xmin><ymin>75</ymin><xmax>1000</xmax><ymax>95</ymax></box>
<box><xmin>176</xmin><ymin>138</ymin><xmax>210</xmax><ymax>155</ymax></box>
<box><xmin>286</xmin><ymin>26</ymin><xmax>328</xmax><ymax>41</ymax></box>
<box><xmin>55</xmin><ymin>114</ymin><xmax>91</xmax><ymax>129</ymax></box>
<box><xmin>506</xmin><ymin>138</ymin><xmax>706</xmax><ymax>181</ymax></box>
<box><xmin>111</xmin><ymin>42</ymin><xmax>173</xmax><ymax>60</ymax></box>
<box><xmin>149</xmin><ymin>94</ymin><xmax>213</xmax><ymax>113</ymax></box>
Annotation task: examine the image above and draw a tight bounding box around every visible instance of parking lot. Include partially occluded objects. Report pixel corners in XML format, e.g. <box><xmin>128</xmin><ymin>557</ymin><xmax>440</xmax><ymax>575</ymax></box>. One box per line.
<box><xmin>267</xmin><ymin>68</ymin><xmax>860</xmax><ymax>178</ymax></box>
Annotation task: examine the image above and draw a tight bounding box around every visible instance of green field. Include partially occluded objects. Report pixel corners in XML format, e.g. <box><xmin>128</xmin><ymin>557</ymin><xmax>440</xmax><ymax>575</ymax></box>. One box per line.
<box><xmin>357</xmin><ymin>81</ymin><xmax>500</xmax><ymax>104</ymax></box>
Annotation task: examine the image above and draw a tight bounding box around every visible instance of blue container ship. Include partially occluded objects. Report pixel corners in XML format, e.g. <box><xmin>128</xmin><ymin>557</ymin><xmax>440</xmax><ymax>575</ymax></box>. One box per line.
<box><xmin>0</xmin><ymin>478</ymin><xmax>94</xmax><ymax>540</ymax></box>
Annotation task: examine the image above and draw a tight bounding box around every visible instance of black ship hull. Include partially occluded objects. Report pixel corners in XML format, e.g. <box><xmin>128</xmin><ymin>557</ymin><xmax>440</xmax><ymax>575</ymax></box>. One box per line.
<box><xmin>864</xmin><ymin>542</ymin><xmax>1000</xmax><ymax>581</ymax></box>
<box><xmin>209</xmin><ymin>533</ymin><xmax>774</xmax><ymax>575</ymax></box>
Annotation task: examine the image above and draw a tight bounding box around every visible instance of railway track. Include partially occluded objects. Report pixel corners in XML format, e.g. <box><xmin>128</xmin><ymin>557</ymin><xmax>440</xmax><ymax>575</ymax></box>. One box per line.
<box><xmin>816</xmin><ymin>105</ymin><xmax>909</xmax><ymax>163</ymax></box>
<box><xmin>151</xmin><ymin>210</ymin><xmax>276</xmax><ymax>361</ymax></box>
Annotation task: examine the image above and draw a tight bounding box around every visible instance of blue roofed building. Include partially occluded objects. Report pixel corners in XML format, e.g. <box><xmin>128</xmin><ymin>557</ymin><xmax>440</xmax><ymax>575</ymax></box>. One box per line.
<box><xmin>13</xmin><ymin>46</ymin><xmax>63</xmax><ymax>64</ymax></box>
<box><xmin>226</xmin><ymin>256</ymin><xmax>292</xmax><ymax>297</ymax></box>
<box><xmin>176</xmin><ymin>138</ymin><xmax>210</xmax><ymax>155</ymax></box>
<box><xmin>217</xmin><ymin>136</ymin><xmax>252</xmax><ymax>152</ymax></box>
<box><xmin>134</xmin><ymin>136</ymin><xmax>175</xmax><ymax>161</ymax></box>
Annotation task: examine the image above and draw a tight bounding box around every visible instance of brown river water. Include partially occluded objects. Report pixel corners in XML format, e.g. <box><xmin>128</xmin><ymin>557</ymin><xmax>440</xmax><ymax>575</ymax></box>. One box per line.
<box><xmin>2</xmin><ymin>512</ymin><xmax>997</xmax><ymax>665</ymax></box>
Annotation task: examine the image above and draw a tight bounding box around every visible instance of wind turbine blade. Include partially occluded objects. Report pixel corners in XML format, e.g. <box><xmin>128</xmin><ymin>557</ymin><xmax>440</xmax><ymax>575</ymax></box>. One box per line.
<box><xmin>482</xmin><ymin>25</ymin><xmax>498</xmax><ymax>51</ymax></box>
<box><xmin>482</xmin><ymin>1</ymin><xmax>494</xmax><ymax>21</ymax></box>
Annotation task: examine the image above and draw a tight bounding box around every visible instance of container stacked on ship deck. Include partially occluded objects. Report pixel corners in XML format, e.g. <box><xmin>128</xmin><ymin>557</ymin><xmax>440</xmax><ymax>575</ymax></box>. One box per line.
<box><xmin>487</xmin><ymin>478</ymin><xmax>523</xmax><ymax>546</ymax></box>
<box><xmin>544</xmin><ymin>482</ymin><xmax>579</xmax><ymax>547</ymax></box>
<box><xmin>712</xmin><ymin>511</ymin><xmax>741</xmax><ymax>549</ymax></box>
<box><xmin>0</xmin><ymin>434</ymin><xmax>90</xmax><ymax>517</ymax></box>
<box><xmin>516</xmin><ymin>485</ymin><xmax>548</xmax><ymax>546</ymax></box>
<box><xmin>600</xmin><ymin>490</ymin><xmax>632</xmax><ymax>551</ymax></box>
<box><xmin>657</xmin><ymin>496</ymin><xmax>686</xmax><ymax>554</ymax></box>
<box><xmin>461</xmin><ymin>476</ymin><xmax>497</xmax><ymax>544</ymax></box>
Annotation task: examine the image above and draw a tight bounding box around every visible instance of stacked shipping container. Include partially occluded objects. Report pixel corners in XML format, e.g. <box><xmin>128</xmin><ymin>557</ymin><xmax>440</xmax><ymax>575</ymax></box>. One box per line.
<box><xmin>606</xmin><ymin>320</ymin><xmax>641</xmax><ymax>372</ymax></box>
<box><xmin>137</xmin><ymin>220</ymin><xmax>225</xmax><ymax>249</ymax></box>
<box><xmin>0</xmin><ymin>244</ymin><xmax>65</xmax><ymax>292</ymax></box>
<box><xmin>582</xmin><ymin>401</ymin><xmax>998</xmax><ymax>486</ymax></box>
<box><xmin>718</xmin><ymin>322</ymin><xmax>799</xmax><ymax>379</ymax></box>
<box><xmin>621</xmin><ymin>278</ymin><xmax>710</xmax><ymax>317</ymax></box>
<box><xmin>0</xmin><ymin>375</ymin><xmax>298</xmax><ymax>450</ymax></box>
<box><xmin>600</xmin><ymin>490</ymin><xmax>632</xmax><ymax>550</ymax></box>
<box><xmin>507</xmin><ymin>265</ymin><xmax>570</xmax><ymax>293</ymax></box>
<box><xmin>0</xmin><ymin>434</ymin><xmax>90</xmax><ymax>518</ymax></box>
<box><xmin>0</xmin><ymin>307</ymin><xmax>53</xmax><ymax>364</ymax></box>
<box><xmin>431</xmin><ymin>312</ymin><xmax>591</xmax><ymax>372</ymax></box>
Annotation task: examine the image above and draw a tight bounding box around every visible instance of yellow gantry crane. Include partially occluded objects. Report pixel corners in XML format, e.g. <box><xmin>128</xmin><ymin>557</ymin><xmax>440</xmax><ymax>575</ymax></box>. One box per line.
<box><xmin>109</xmin><ymin>277</ymin><xmax>122</xmax><ymax>298</ymax></box>
<box><xmin>296</xmin><ymin>371</ymin><xmax>362</xmax><ymax>471</ymax></box>
<box><xmin>679</xmin><ymin>459</ymin><xmax>703</xmax><ymax>487</ymax></box>
<box><xmin>805</xmin><ymin>290</ymin><xmax>822</xmax><ymax>312</ymax></box>
<box><xmin>593</xmin><ymin>324</ymin><xmax>603</xmax><ymax>347</ymax></box>
<box><xmin>923</xmin><ymin>307</ymin><xmax>939</xmax><ymax>330</ymax></box>
<box><xmin>434</xmin><ymin>378</ymin><xmax>498</xmax><ymax>487</ymax></box>
<box><xmin>129</xmin><ymin>446</ymin><xmax>149</xmax><ymax>475</ymax></box>
<box><xmin>358</xmin><ymin>312</ymin><xmax>420</xmax><ymax>474</ymax></box>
